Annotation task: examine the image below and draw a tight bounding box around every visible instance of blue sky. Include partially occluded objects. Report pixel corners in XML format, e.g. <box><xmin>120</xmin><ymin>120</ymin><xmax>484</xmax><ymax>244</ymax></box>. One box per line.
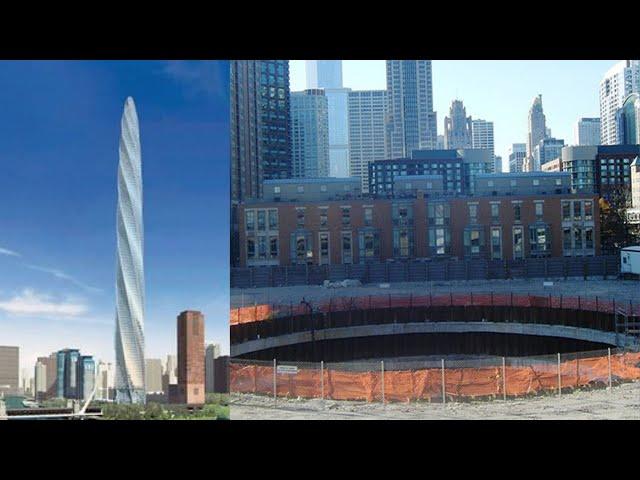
<box><xmin>291</xmin><ymin>60</ymin><xmax>618</xmax><ymax>170</ymax></box>
<box><xmin>0</xmin><ymin>60</ymin><xmax>230</xmax><ymax>372</ymax></box>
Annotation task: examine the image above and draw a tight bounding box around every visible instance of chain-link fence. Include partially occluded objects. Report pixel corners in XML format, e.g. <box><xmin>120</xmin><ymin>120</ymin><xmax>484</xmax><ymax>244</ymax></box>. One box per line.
<box><xmin>231</xmin><ymin>256</ymin><xmax>621</xmax><ymax>289</ymax></box>
<box><xmin>230</xmin><ymin>348</ymin><xmax>640</xmax><ymax>407</ymax></box>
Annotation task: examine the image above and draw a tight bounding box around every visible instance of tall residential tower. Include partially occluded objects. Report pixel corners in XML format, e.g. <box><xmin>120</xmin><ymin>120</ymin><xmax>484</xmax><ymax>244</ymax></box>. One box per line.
<box><xmin>599</xmin><ymin>60</ymin><xmax>640</xmax><ymax>145</ymax></box>
<box><xmin>524</xmin><ymin>94</ymin><xmax>547</xmax><ymax>171</ymax></box>
<box><xmin>385</xmin><ymin>60</ymin><xmax>437</xmax><ymax>158</ymax></box>
<box><xmin>115</xmin><ymin>97</ymin><xmax>146</xmax><ymax>404</ymax></box>
<box><xmin>306</xmin><ymin>60</ymin><xmax>350</xmax><ymax>177</ymax></box>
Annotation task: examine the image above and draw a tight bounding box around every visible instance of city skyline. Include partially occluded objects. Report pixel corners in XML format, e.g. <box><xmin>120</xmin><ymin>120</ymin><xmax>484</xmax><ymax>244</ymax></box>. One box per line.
<box><xmin>290</xmin><ymin>60</ymin><xmax>617</xmax><ymax>169</ymax></box>
<box><xmin>0</xmin><ymin>61</ymin><xmax>230</xmax><ymax>372</ymax></box>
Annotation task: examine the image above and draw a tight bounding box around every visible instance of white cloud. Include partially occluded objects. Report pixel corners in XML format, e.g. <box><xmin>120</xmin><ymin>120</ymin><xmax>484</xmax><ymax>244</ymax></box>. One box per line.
<box><xmin>0</xmin><ymin>246</ymin><xmax>20</xmax><ymax>257</ymax></box>
<box><xmin>27</xmin><ymin>265</ymin><xmax>103</xmax><ymax>294</ymax></box>
<box><xmin>0</xmin><ymin>289</ymin><xmax>88</xmax><ymax>317</ymax></box>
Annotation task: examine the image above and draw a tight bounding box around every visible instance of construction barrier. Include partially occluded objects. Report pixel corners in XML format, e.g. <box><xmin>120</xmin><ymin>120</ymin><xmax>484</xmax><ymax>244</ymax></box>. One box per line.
<box><xmin>230</xmin><ymin>350</ymin><xmax>640</xmax><ymax>403</ymax></box>
<box><xmin>230</xmin><ymin>293</ymin><xmax>640</xmax><ymax>326</ymax></box>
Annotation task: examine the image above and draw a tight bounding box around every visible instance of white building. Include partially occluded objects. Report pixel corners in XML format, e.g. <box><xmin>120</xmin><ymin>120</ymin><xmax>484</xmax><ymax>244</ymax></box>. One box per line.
<box><xmin>508</xmin><ymin>143</ymin><xmax>527</xmax><ymax>173</ymax></box>
<box><xmin>96</xmin><ymin>361</ymin><xmax>115</xmax><ymax>401</ymax></box>
<box><xmin>291</xmin><ymin>89</ymin><xmax>330</xmax><ymax>178</ymax></box>
<box><xmin>525</xmin><ymin>95</ymin><xmax>547</xmax><ymax>172</ymax></box>
<box><xmin>115</xmin><ymin>97</ymin><xmax>146</xmax><ymax>404</ymax></box>
<box><xmin>574</xmin><ymin>117</ymin><xmax>601</xmax><ymax>146</ymax></box>
<box><xmin>34</xmin><ymin>361</ymin><xmax>47</xmax><ymax>397</ymax></box>
<box><xmin>144</xmin><ymin>358</ymin><xmax>163</xmax><ymax>394</ymax></box>
<box><xmin>347</xmin><ymin>90</ymin><xmax>387</xmax><ymax>193</ymax></box>
<box><xmin>599</xmin><ymin>60</ymin><xmax>640</xmax><ymax>145</ymax></box>
<box><xmin>471</xmin><ymin>119</ymin><xmax>495</xmax><ymax>172</ymax></box>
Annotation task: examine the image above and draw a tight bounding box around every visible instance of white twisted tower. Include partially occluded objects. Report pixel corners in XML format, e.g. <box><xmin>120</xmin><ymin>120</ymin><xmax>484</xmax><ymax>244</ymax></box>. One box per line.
<box><xmin>115</xmin><ymin>97</ymin><xmax>146</xmax><ymax>404</ymax></box>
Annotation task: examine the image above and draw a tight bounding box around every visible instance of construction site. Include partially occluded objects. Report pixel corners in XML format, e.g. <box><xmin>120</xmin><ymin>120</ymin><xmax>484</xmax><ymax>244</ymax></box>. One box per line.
<box><xmin>230</xmin><ymin>277</ymin><xmax>640</xmax><ymax>419</ymax></box>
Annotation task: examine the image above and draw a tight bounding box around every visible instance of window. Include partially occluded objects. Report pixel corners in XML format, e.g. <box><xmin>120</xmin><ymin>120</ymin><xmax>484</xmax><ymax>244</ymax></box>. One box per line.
<box><xmin>319</xmin><ymin>207</ymin><xmax>328</xmax><ymax>227</ymax></box>
<box><xmin>274</xmin><ymin>186</ymin><xmax>281</xmax><ymax>194</ymax></box>
<box><xmin>513</xmin><ymin>227</ymin><xmax>524</xmax><ymax>260</ymax></box>
<box><xmin>510</xmin><ymin>179</ymin><xmax>517</xmax><ymax>187</ymax></box>
<box><xmin>573</xmin><ymin>201</ymin><xmax>581</xmax><ymax>220</ymax></box>
<box><xmin>470</xmin><ymin>230</ymin><xmax>481</xmax><ymax>254</ymax></box>
<box><xmin>535</xmin><ymin>203</ymin><xmax>543</xmax><ymax>218</ymax></box>
<box><xmin>341</xmin><ymin>207</ymin><xmax>351</xmax><ymax>226</ymax></box>
<box><xmin>573</xmin><ymin>227</ymin><xmax>583</xmax><ymax>249</ymax></box>
<box><xmin>563</xmin><ymin>228</ymin><xmax>572</xmax><ymax>250</ymax></box>
<box><xmin>364</xmin><ymin>207</ymin><xmax>373</xmax><ymax>226</ymax></box>
<box><xmin>555</xmin><ymin>178</ymin><xmax>562</xmax><ymax>186</ymax></box>
<box><xmin>362</xmin><ymin>232</ymin><xmax>376</xmax><ymax>259</ymax></box>
<box><xmin>257</xmin><ymin>236</ymin><xmax>267</xmax><ymax>259</ymax></box>
<box><xmin>468</xmin><ymin>204</ymin><xmax>478</xmax><ymax>222</ymax></box>
<box><xmin>405</xmin><ymin>182</ymin><xmax>412</xmax><ymax>190</ymax></box>
<box><xmin>319</xmin><ymin>232</ymin><xmax>330</xmax><ymax>265</ymax></box>
<box><xmin>257</xmin><ymin>210</ymin><xmax>266</xmax><ymax>231</ymax></box>
<box><xmin>297</xmin><ymin>185</ymin><xmax>304</xmax><ymax>193</ymax></box>
<box><xmin>320</xmin><ymin>184</ymin><xmax>327</xmax><ymax>192</ymax></box>
<box><xmin>429</xmin><ymin>227</ymin><xmax>449</xmax><ymax>255</ymax></box>
<box><xmin>428</xmin><ymin>203</ymin><xmax>450</xmax><ymax>226</ymax></box>
<box><xmin>533</xmin><ymin>179</ymin><xmax>540</xmax><ymax>186</ymax></box>
<box><xmin>529</xmin><ymin>226</ymin><xmax>549</xmax><ymax>256</ymax></box>
<box><xmin>268</xmin><ymin>209</ymin><xmax>278</xmax><ymax>230</ymax></box>
<box><xmin>491</xmin><ymin>227</ymin><xmax>502</xmax><ymax>260</ymax></box>
<box><xmin>296</xmin><ymin>208</ymin><xmax>305</xmax><ymax>227</ymax></box>
<box><xmin>487</xmin><ymin>180</ymin><xmax>494</xmax><ymax>187</ymax></box>
<box><xmin>513</xmin><ymin>203</ymin><xmax>521</xmax><ymax>222</ymax></box>
<box><xmin>584</xmin><ymin>201</ymin><xmax>593</xmax><ymax>221</ymax></box>
<box><xmin>398</xmin><ymin>229</ymin><xmax>410</xmax><ymax>256</ymax></box>
<box><xmin>246</xmin><ymin>210</ymin><xmax>255</xmax><ymax>231</ymax></box>
<box><xmin>585</xmin><ymin>228</ymin><xmax>594</xmax><ymax>249</ymax></box>
<box><xmin>295</xmin><ymin>234</ymin><xmax>307</xmax><ymax>263</ymax></box>
<box><xmin>247</xmin><ymin>238</ymin><xmax>255</xmax><ymax>260</ymax></box>
<box><xmin>341</xmin><ymin>232</ymin><xmax>352</xmax><ymax>264</ymax></box>
<box><xmin>491</xmin><ymin>203</ymin><xmax>500</xmax><ymax>221</ymax></box>
<box><xmin>562</xmin><ymin>202</ymin><xmax>571</xmax><ymax>221</ymax></box>
<box><xmin>269</xmin><ymin>236</ymin><xmax>278</xmax><ymax>259</ymax></box>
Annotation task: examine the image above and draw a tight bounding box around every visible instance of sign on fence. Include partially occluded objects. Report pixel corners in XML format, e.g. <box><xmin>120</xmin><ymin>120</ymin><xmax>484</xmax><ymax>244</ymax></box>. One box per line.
<box><xmin>276</xmin><ymin>365</ymin><xmax>299</xmax><ymax>375</ymax></box>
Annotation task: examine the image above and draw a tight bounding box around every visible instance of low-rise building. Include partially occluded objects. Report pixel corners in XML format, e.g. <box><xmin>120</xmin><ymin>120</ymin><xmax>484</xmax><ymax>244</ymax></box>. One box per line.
<box><xmin>238</xmin><ymin>176</ymin><xmax>599</xmax><ymax>266</ymax></box>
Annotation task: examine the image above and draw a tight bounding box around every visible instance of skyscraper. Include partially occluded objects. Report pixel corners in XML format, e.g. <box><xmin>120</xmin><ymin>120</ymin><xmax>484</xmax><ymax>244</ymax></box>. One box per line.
<box><xmin>599</xmin><ymin>60</ymin><xmax>640</xmax><ymax>145</ymax></box>
<box><xmin>618</xmin><ymin>93</ymin><xmax>640</xmax><ymax>145</ymax></box>
<box><xmin>525</xmin><ymin>94</ymin><xmax>547</xmax><ymax>171</ymax></box>
<box><xmin>385</xmin><ymin>60</ymin><xmax>437</xmax><ymax>158</ymax></box>
<box><xmin>574</xmin><ymin>117</ymin><xmax>601</xmax><ymax>146</ymax></box>
<box><xmin>230</xmin><ymin>60</ymin><xmax>291</xmax><ymax>202</ymax></box>
<box><xmin>305</xmin><ymin>60</ymin><xmax>342</xmax><ymax>89</ymax></box>
<box><xmin>471</xmin><ymin>119</ymin><xmax>495</xmax><ymax>171</ymax></box>
<box><xmin>508</xmin><ymin>143</ymin><xmax>527</xmax><ymax>173</ymax></box>
<box><xmin>306</xmin><ymin>61</ymin><xmax>350</xmax><ymax>177</ymax></box>
<box><xmin>176</xmin><ymin>310</ymin><xmax>205</xmax><ymax>405</ymax></box>
<box><xmin>534</xmin><ymin>137</ymin><xmax>565</xmax><ymax>170</ymax></box>
<box><xmin>96</xmin><ymin>361</ymin><xmax>115</xmax><ymax>401</ymax></box>
<box><xmin>0</xmin><ymin>346</ymin><xmax>19</xmax><ymax>395</ymax></box>
<box><xmin>78</xmin><ymin>356</ymin><xmax>95</xmax><ymax>401</ymax></box>
<box><xmin>348</xmin><ymin>90</ymin><xmax>387</xmax><ymax>193</ymax></box>
<box><xmin>115</xmin><ymin>97</ymin><xmax>146</xmax><ymax>404</ymax></box>
<box><xmin>34</xmin><ymin>361</ymin><xmax>47</xmax><ymax>400</ymax></box>
<box><xmin>231</xmin><ymin>60</ymin><xmax>291</xmax><ymax>267</ymax></box>
<box><xmin>290</xmin><ymin>89</ymin><xmax>330</xmax><ymax>178</ymax></box>
<box><xmin>205</xmin><ymin>343</ymin><xmax>221</xmax><ymax>393</ymax></box>
<box><xmin>444</xmin><ymin>100</ymin><xmax>472</xmax><ymax>149</ymax></box>
<box><xmin>144</xmin><ymin>358</ymin><xmax>163</xmax><ymax>394</ymax></box>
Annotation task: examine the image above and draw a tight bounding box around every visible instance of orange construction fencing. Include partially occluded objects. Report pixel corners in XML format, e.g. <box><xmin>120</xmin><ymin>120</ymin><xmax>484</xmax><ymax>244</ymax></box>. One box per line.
<box><xmin>230</xmin><ymin>351</ymin><xmax>640</xmax><ymax>403</ymax></box>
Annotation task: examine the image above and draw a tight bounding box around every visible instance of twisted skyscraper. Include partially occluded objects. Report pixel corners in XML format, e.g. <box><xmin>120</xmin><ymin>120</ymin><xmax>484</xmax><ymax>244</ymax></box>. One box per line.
<box><xmin>115</xmin><ymin>97</ymin><xmax>146</xmax><ymax>404</ymax></box>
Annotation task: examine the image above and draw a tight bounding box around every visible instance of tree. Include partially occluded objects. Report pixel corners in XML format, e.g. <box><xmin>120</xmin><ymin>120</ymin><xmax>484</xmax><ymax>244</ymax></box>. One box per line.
<box><xmin>599</xmin><ymin>186</ymin><xmax>639</xmax><ymax>254</ymax></box>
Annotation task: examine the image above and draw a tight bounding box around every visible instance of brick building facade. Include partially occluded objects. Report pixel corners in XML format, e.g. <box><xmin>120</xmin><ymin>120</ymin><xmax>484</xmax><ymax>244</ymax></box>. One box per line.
<box><xmin>176</xmin><ymin>310</ymin><xmax>205</xmax><ymax>406</ymax></box>
<box><xmin>238</xmin><ymin>188</ymin><xmax>600</xmax><ymax>267</ymax></box>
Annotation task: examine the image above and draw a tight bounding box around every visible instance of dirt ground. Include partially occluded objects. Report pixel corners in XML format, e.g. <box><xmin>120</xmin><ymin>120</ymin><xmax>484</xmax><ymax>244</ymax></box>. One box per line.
<box><xmin>230</xmin><ymin>380</ymin><xmax>640</xmax><ymax>420</ymax></box>
<box><xmin>231</xmin><ymin>278</ymin><xmax>640</xmax><ymax>308</ymax></box>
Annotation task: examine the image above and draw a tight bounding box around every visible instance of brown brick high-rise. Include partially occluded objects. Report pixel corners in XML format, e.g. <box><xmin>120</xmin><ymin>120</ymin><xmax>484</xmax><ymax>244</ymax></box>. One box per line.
<box><xmin>177</xmin><ymin>310</ymin><xmax>205</xmax><ymax>406</ymax></box>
